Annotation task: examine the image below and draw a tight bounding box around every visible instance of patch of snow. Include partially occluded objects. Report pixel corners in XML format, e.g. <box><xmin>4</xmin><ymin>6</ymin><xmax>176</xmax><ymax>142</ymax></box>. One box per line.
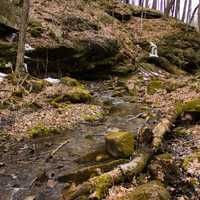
<box><xmin>44</xmin><ymin>77</ymin><xmax>60</xmax><ymax>84</ymax></box>
<box><xmin>25</xmin><ymin>44</ymin><xmax>35</xmax><ymax>51</ymax></box>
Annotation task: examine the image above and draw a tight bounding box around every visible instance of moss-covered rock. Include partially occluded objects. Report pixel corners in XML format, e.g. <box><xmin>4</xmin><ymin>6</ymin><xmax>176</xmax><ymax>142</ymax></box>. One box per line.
<box><xmin>105</xmin><ymin>131</ymin><xmax>134</xmax><ymax>158</ymax></box>
<box><xmin>12</xmin><ymin>87</ymin><xmax>28</xmax><ymax>98</ymax></box>
<box><xmin>28</xmin><ymin>19</ymin><xmax>43</xmax><ymax>37</ymax></box>
<box><xmin>147</xmin><ymin>79</ymin><xmax>163</xmax><ymax>95</ymax></box>
<box><xmin>28</xmin><ymin>123</ymin><xmax>60</xmax><ymax>138</ymax></box>
<box><xmin>0</xmin><ymin>0</ymin><xmax>20</xmax><ymax>30</ymax></box>
<box><xmin>52</xmin><ymin>86</ymin><xmax>92</xmax><ymax>104</ymax></box>
<box><xmin>176</xmin><ymin>98</ymin><xmax>200</xmax><ymax>115</ymax></box>
<box><xmin>123</xmin><ymin>181</ymin><xmax>171</xmax><ymax>200</ymax></box>
<box><xmin>28</xmin><ymin>79</ymin><xmax>46</xmax><ymax>93</ymax></box>
<box><xmin>60</xmin><ymin>76</ymin><xmax>81</xmax><ymax>87</ymax></box>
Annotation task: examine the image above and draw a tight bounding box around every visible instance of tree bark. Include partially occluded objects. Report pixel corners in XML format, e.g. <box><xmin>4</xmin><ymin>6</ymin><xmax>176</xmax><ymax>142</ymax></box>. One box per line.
<box><xmin>145</xmin><ymin>0</ymin><xmax>149</xmax><ymax>8</ymax></box>
<box><xmin>182</xmin><ymin>0</ymin><xmax>188</xmax><ymax>22</ymax></box>
<box><xmin>186</xmin><ymin>0</ymin><xmax>192</xmax><ymax>24</ymax></box>
<box><xmin>152</xmin><ymin>0</ymin><xmax>157</xmax><ymax>10</ymax></box>
<box><xmin>174</xmin><ymin>0</ymin><xmax>180</xmax><ymax>19</ymax></box>
<box><xmin>189</xmin><ymin>4</ymin><xmax>199</xmax><ymax>25</ymax></box>
<box><xmin>15</xmin><ymin>0</ymin><xmax>30</xmax><ymax>76</ymax></box>
<box><xmin>164</xmin><ymin>0</ymin><xmax>175</xmax><ymax>17</ymax></box>
<box><xmin>198</xmin><ymin>0</ymin><xmax>200</xmax><ymax>30</ymax></box>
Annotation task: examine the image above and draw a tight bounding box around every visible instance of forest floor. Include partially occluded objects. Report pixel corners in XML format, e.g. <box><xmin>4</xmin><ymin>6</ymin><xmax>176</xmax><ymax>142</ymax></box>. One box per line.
<box><xmin>1</xmin><ymin>1</ymin><xmax>200</xmax><ymax>200</ymax></box>
<box><xmin>0</xmin><ymin>67</ymin><xmax>200</xmax><ymax>200</ymax></box>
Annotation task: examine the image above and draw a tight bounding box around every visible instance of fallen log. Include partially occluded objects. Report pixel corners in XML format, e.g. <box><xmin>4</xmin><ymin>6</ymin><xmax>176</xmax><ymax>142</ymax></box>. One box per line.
<box><xmin>152</xmin><ymin>111</ymin><xmax>178</xmax><ymax>150</ymax></box>
<box><xmin>61</xmin><ymin>151</ymin><xmax>150</xmax><ymax>200</ymax></box>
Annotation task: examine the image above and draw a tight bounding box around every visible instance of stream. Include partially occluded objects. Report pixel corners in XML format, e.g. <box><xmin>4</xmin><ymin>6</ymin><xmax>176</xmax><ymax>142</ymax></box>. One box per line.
<box><xmin>0</xmin><ymin>79</ymin><xmax>146</xmax><ymax>200</ymax></box>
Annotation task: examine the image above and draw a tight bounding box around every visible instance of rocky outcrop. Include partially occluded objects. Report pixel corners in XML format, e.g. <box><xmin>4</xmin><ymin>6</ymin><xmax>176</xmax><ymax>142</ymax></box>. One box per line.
<box><xmin>0</xmin><ymin>0</ymin><xmax>20</xmax><ymax>31</ymax></box>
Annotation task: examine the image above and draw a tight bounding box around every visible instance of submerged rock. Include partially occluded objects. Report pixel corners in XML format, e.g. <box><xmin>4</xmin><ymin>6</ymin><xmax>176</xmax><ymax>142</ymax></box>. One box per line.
<box><xmin>105</xmin><ymin>131</ymin><xmax>134</xmax><ymax>158</ymax></box>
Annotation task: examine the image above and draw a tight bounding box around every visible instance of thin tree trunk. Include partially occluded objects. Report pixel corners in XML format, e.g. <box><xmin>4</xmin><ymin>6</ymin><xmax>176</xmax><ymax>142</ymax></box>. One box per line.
<box><xmin>175</xmin><ymin>0</ymin><xmax>180</xmax><ymax>19</ymax></box>
<box><xmin>145</xmin><ymin>0</ymin><xmax>149</xmax><ymax>8</ymax></box>
<box><xmin>187</xmin><ymin>0</ymin><xmax>192</xmax><ymax>24</ymax></box>
<box><xmin>189</xmin><ymin>4</ymin><xmax>199</xmax><ymax>25</ymax></box>
<box><xmin>15</xmin><ymin>0</ymin><xmax>30</xmax><ymax>76</ymax></box>
<box><xmin>164</xmin><ymin>0</ymin><xmax>175</xmax><ymax>17</ymax></box>
<box><xmin>198</xmin><ymin>0</ymin><xmax>200</xmax><ymax>30</ymax></box>
<box><xmin>152</xmin><ymin>0</ymin><xmax>157</xmax><ymax>9</ymax></box>
<box><xmin>182</xmin><ymin>0</ymin><xmax>188</xmax><ymax>22</ymax></box>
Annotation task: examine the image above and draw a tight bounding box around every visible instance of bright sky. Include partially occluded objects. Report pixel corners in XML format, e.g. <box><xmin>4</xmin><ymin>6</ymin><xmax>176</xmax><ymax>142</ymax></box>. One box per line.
<box><xmin>130</xmin><ymin>0</ymin><xmax>199</xmax><ymax>10</ymax></box>
<box><xmin>130</xmin><ymin>0</ymin><xmax>199</xmax><ymax>23</ymax></box>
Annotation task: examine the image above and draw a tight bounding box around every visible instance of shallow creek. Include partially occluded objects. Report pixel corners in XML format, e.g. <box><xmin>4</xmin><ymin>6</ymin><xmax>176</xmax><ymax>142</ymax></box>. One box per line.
<box><xmin>0</xmin><ymin>79</ymin><xmax>146</xmax><ymax>200</ymax></box>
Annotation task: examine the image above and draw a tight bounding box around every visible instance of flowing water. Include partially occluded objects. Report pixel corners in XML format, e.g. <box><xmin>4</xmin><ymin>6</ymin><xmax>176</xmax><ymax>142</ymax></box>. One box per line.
<box><xmin>0</xmin><ymin>79</ymin><xmax>146</xmax><ymax>200</ymax></box>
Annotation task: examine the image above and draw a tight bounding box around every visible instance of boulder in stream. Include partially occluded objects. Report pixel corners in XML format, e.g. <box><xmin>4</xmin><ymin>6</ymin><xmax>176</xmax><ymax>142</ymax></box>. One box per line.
<box><xmin>105</xmin><ymin>131</ymin><xmax>134</xmax><ymax>158</ymax></box>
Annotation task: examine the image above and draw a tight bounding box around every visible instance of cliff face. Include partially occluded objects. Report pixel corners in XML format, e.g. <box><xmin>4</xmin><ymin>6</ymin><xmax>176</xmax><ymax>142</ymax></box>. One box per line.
<box><xmin>0</xmin><ymin>0</ymin><xmax>20</xmax><ymax>31</ymax></box>
<box><xmin>0</xmin><ymin>0</ymin><xmax>200</xmax><ymax>77</ymax></box>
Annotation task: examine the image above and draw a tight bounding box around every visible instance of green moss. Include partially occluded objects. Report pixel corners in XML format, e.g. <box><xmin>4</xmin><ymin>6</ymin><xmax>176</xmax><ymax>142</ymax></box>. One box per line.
<box><xmin>28</xmin><ymin>19</ymin><xmax>43</xmax><ymax>37</ymax></box>
<box><xmin>60</xmin><ymin>76</ymin><xmax>81</xmax><ymax>87</ymax></box>
<box><xmin>85</xmin><ymin>134</ymin><xmax>94</xmax><ymax>140</ymax></box>
<box><xmin>12</xmin><ymin>87</ymin><xmax>27</xmax><ymax>97</ymax></box>
<box><xmin>52</xmin><ymin>86</ymin><xmax>92</xmax><ymax>103</ymax></box>
<box><xmin>182</xmin><ymin>150</ymin><xmax>200</xmax><ymax>171</ymax></box>
<box><xmin>0</xmin><ymin>99</ymin><xmax>16</xmax><ymax>110</ymax></box>
<box><xmin>28</xmin><ymin>80</ymin><xmax>46</xmax><ymax>93</ymax></box>
<box><xmin>92</xmin><ymin>174</ymin><xmax>113</xmax><ymax>199</ymax></box>
<box><xmin>84</xmin><ymin>111</ymin><xmax>104</xmax><ymax>122</ymax></box>
<box><xmin>156</xmin><ymin>153</ymin><xmax>173</xmax><ymax>162</ymax></box>
<box><xmin>176</xmin><ymin>98</ymin><xmax>200</xmax><ymax>115</ymax></box>
<box><xmin>58</xmin><ymin>159</ymin><xmax>127</xmax><ymax>184</ymax></box>
<box><xmin>28</xmin><ymin>123</ymin><xmax>60</xmax><ymax>138</ymax></box>
<box><xmin>174</xmin><ymin>128</ymin><xmax>190</xmax><ymax>137</ymax></box>
<box><xmin>147</xmin><ymin>80</ymin><xmax>163</xmax><ymax>95</ymax></box>
<box><xmin>105</xmin><ymin>131</ymin><xmax>134</xmax><ymax>158</ymax></box>
<box><xmin>125</xmin><ymin>181</ymin><xmax>171</xmax><ymax>200</ymax></box>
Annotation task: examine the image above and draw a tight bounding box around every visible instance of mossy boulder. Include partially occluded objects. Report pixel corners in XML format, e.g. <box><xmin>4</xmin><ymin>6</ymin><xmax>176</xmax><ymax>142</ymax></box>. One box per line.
<box><xmin>0</xmin><ymin>0</ymin><xmax>20</xmax><ymax>30</ymax></box>
<box><xmin>147</xmin><ymin>80</ymin><xmax>163</xmax><ymax>95</ymax></box>
<box><xmin>60</xmin><ymin>76</ymin><xmax>81</xmax><ymax>87</ymax></box>
<box><xmin>28</xmin><ymin>123</ymin><xmax>60</xmax><ymax>138</ymax></box>
<box><xmin>28</xmin><ymin>79</ymin><xmax>46</xmax><ymax>93</ymax></box>
<box><xmin>28</xmin><ymin>19</ymin><xmax>43</xmax><ymax>37</ymax></box>
<box><xmin>123</xmin><ymin>181</ymin><xmax>171</xmax><ymax>200</ymax></box>
<box><xmin>52</xmin><ymin>86</ymin><xmax>92</xmax><ymax>104</ymax></box>
<box><xmin>105</xmin><ymin>131</ymin><xmax>134</xmax><ymax>158</ymax></box>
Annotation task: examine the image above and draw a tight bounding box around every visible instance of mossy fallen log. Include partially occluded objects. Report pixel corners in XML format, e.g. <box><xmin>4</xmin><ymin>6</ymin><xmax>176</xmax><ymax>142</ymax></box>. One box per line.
<box><xmin>61</xmin><ymin>152</ymin><xmax>150</xmax><ymax>200</ymax></box>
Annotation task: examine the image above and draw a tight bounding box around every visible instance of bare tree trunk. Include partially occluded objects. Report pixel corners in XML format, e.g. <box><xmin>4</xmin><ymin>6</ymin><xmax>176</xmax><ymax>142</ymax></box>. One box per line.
<box><xmin>152</xmin><ymin>0</ymin><xmax>157</xmax><ymax>9</ymax></box>
<box><xmin>189</xmin><ymin>4</ymin><xmax>199</xmax><ymax>25</ymax></box>
<box><xmin>145</xmin><ymin>0</ymin><xmax>149</xmax><ymax>8</ymax></box>
<box><xmin>182</xmin><ymin>0</ymin><xmax>188</xmax><ymax>22</ymax></box>
<box><xmin>139</xmin><ymin>0</ymin><xmax>144</xmax><ymax>7</ymax></box>
<box><xmin>164</xmin><ymin>0</ymin><xmax>175</xmax><ymax>17</ymax></box>
<box><xmin>160</xmin><ymin>0</ymin><xmax>164</xmax><ymax>12</ymax></box>
<box><xmin>198</xmin><ymin>0</ymin><xmax>200</xmax><ymax>30</ymax></box>
<box><xmin>175</xmin><ymin>0</ymin><xmax>180</xmax><ymax>19</ymax></box>
<box><xmin>15</xmin><ymin>0</ymin><xmax>30</xmax><ymax>76</ymax></box>
<box><xmin>187</xmin><ymin>0</ymin><xmax>192</xmax><ymax>24</ymax></box>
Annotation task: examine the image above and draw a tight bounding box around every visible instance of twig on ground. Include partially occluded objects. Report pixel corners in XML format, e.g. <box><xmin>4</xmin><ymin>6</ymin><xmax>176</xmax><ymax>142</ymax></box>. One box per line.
<box><xmin>46</xmin><ymin>139</ymin><xmax>70</xmax><ymax>162</ymax></box>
